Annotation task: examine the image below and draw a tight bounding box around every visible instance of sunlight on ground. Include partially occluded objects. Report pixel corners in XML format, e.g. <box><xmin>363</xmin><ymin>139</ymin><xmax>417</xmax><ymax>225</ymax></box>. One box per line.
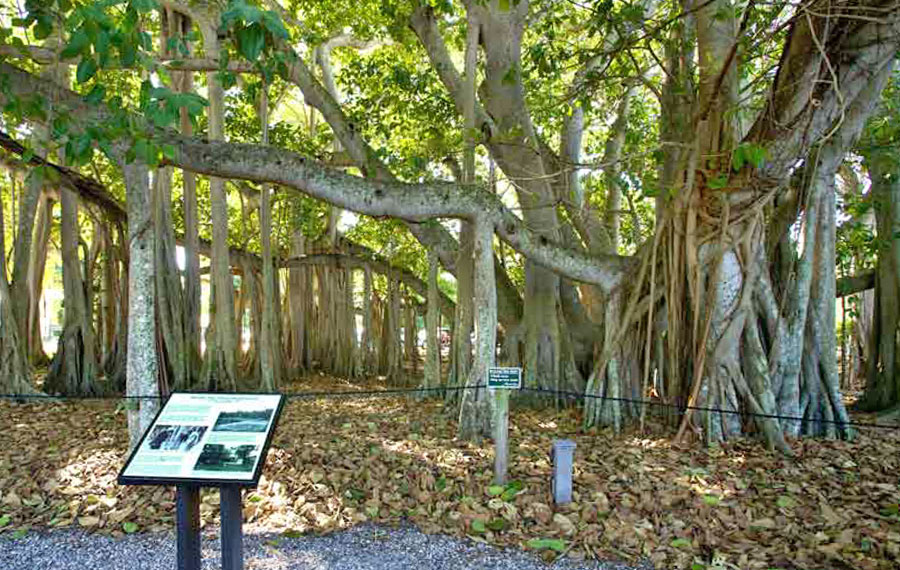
<box><xmin>0</xmin><ymin>378</ymin><xmax>898</xmax><ymax>569</ymax></box>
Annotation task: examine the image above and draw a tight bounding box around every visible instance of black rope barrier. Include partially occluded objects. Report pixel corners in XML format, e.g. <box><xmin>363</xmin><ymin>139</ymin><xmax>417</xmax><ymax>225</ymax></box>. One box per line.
<box><xmin>0</xmin><ymin>384</ymin><xmax>896</xmax><ymax>431</ymax></box>
<box><xmin>0</xmin><ymin>385</ymin><xmax>487</xmax><ymax>402</ymax></box>
<box><xmin>519</xmin><ymin>386</ymin><xmax>899</xmax><ymax>431</ymax></box>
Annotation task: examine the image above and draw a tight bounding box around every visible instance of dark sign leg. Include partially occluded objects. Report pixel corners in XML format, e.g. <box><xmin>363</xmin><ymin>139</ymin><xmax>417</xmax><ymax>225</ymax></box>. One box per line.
<box><xmin>176</xmin><ymin>485</ymin><xmax>201</xmax><ymax>570</ymax></box>
<box><xmin>220</xmin><ymin>486</ymin><xmax>243</xmax><ymax>570</ymax></box>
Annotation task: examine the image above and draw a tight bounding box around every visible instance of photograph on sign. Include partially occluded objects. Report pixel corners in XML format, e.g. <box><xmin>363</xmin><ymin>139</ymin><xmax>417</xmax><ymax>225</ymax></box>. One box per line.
<box><xmin>213</xmin><ymin>408</ymin><xmax>274</xmax><ymax>432</ymax></box>
<box><xmin>118</xmin><ymin>392</ymin><xmax>284</xmax><ymax>486</ymax></box>
<box><xmin>147</xmin><ymin>425</ymin><xmax>207</xmax><ymax>452</ymax></box>
<box><xmin>195</xmin><ymin>443</ymin><xmax>259</xmax><ymax>473</ymax></box>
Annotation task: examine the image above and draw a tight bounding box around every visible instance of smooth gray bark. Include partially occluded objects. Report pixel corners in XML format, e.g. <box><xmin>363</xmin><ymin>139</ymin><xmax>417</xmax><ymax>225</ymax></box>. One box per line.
<box><xmin>458</xmin><ymin>217</ymin><xmax>496</xmax><ymax>440</ymax></box>
<box><xmin>123</xmin><ymin>161</ymin><xmax>159</xmax><ymax>447</ymax></box>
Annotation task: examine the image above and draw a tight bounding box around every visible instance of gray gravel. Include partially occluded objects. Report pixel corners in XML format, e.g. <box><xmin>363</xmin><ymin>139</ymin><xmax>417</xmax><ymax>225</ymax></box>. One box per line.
<box><xmin>0</xmin><ymin>523</ymin><xmax>646</xmax><ymax>570</ymax></box>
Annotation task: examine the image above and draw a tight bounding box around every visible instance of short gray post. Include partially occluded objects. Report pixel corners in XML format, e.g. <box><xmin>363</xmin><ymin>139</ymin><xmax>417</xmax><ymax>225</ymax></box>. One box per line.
<box><xmin>220</xmin><ymin>486</ymin><xmax>244</xmax><ymax>570</ymax></box>
<box><xmin>551</xmin><ymin>440</ymin><xmax>576</xmax><ymax>505</ymax></box>
<box><xmin>175</xmin><ymin>485</ymin><xmax>201</xmax><ymax>570</ymax></box>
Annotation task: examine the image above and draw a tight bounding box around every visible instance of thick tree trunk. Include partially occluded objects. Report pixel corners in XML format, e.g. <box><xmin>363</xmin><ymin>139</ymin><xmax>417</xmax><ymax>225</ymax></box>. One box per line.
<box><xmin>174</xmin><ymin>11</ymin><xmax>202</xmax><ymax>375</ymax></box>
<box><xmin>602</xmin><ymin>90</ymin><xmax>634</xmax><ymax>253</ymax></box>
<box><xmin>404</xmin><ymin>297</ymin><xmax>417</xmax><ymax>376</ymax></box>
<box><xmin>388</xmin><ymin>277</ymin><xmax>402</xmax><ymax>381</ymax></box>
<box><xmin>122</xmin><ymin>162</ymin><xmax>159</xmax><ymax>447</ymax></box>
<box><xmin>288</xmin><ymin>231</ymin><xmax>310</xmax><ymax>374</ymax></box>
<box><xmin>859</xmin><ymin>150</ymin><xmax>900</xmax><ymax>413</ymax></box>
<box><xmin>362</xmin><ymin>265</ymin><xmax>376</xmax><ymax>373</ymax></box>
<box><xmin>458</xmin><ymin>217</ymin><xmax>496</xmax><ymax>439</ymax></box>
<box><xmin>202</xmin><ymin>23</ymin><xmax>238</xmax><ymax>390</ymax></box>
<box><xmin>0</xmin><ymin>187</ymin><xmax>39</xmax><ymax>395</ymax></box>
<box><xmin>26</xmin><ymin>194</ymin><xmax>52</xmax><ymax>365</ymax></box>
<box><xmin>154</xmin><ymin>168</ymin><xmax>188</xmax><ymax>390</ymax></box>
<box><xmin>422</xmin><ymin>250</ymin><xmax>441</xmax><ymax>393</ymax></box>
<box><xmin>258</xmin><ymin>85</ymin><xmax>278</xmax><ymax>392</ymax></box>
<box><xmin>44</xmin><ymin>184</ymin><xmax>100</xmax><ymax>396</ymax></box>
<box><xmin>11</xmin><ymin>170</ymin><xmax>42</xmax><ymax>346</ymax></box>
<box><xmin>448</xmin><ymin>223</ymin><xmax>474</xmax><ymax>400</ymax></box>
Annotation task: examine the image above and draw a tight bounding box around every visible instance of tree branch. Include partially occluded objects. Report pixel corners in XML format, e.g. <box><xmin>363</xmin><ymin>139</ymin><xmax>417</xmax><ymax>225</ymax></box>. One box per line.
<box><xmin>0</xmin><ymin>62</ymin><xmax>636</xmax><ymax>293</ymax></box>
<box><xmin>836</xmin><ymin>270</ymin><xmax>875</xmax><ymax>297</ymax></box>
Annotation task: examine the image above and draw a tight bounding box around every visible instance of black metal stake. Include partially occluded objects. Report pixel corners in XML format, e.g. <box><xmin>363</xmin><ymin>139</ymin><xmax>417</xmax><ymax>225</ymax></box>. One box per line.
<box><xmin>220</xmin><ymin>485</ymin><xmax>244</xmax><ymax>570</ymax></box>
<box><xmin>176</xmin><ymin>485</ymin><xmax>201</xmax><ymax>570</ymax></box>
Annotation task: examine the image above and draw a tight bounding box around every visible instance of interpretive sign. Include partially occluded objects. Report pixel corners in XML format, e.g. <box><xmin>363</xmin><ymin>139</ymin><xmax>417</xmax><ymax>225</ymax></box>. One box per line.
<box><xmin>118</xmin><ymin>392</ymin><xmax>285</xmax><ymax>487</ymax></box>
<box><xmin>487</xmin><ymin>367</ymin><xmax>522</xmax><ymax>389</ymax></box>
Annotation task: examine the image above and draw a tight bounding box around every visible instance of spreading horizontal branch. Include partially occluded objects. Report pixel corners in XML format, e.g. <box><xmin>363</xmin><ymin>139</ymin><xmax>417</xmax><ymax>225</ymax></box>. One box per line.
<box><xmin>0</xmin><ymin>62</ymin><xmax>636</xmax><ymax>293</ymax></box>
<box><xmin>0</xmin><ymin>129</ymin><xmax>127</xmax><ymax>223</ymax></box>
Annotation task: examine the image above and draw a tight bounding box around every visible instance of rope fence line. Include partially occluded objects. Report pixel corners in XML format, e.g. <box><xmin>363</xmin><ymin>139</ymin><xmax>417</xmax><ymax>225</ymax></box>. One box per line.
<box><xmin>0</xmin><ymin>384</ymin><xmax>897</xmax><ymax>431</ymax></box>
<box><xmin>519</xmin><ymin>387</ymin><xmax>898</xmax><ymax>431</ymax></box>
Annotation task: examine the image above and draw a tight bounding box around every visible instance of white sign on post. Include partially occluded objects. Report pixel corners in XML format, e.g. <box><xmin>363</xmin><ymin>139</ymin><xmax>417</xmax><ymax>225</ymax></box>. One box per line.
<box><xmin>487</xmin><ymin>367</ymin><xmax>522</xmax><ymax>389</ymax></box>
<box><xmin>119</xmin><ymin>392</ymin><xmax>285</xmax><ymax>486</ymax></box>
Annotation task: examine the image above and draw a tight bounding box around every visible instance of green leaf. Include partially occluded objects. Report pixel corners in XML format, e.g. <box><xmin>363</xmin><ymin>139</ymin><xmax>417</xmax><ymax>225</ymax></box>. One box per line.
<box><xmin>670</xmin><ymin>537</ymin><xmax>692</xmax><ymax>549</ymax></box>
<box><xmin>261</xmin><ymin>11</ymin><xmax>289</xmax><ymax>39</ymax></box>
<box><xmin>83</xmin><ymin>85</ymin><xmax>106</xmax><ymax>105</ymax></box>
<box><xmin>486</xmin><ymin>517</ymin><xmax>506</xmax><ymax>531</ymax></box>
<box><xmin>60</xmin><ymin>30</ymin><xmax>90</xmax><ymax>60</ymax></box>
<box><xmin>236</xmin><ymin>23</ymin><xmax>265</xmax><ymax>61</ymax></box>
<box><xmin>130</xmin><ymin>0</ymin><xmax>159</xmax><ymax>14</ymax></box>
<box><xmin>745</xmin><ymin>144</ymin><xmax>767</xmax><ymax>168</ymax></box>
<box><xmin>703</xmin><ymin>494</ymin><xmax>721</xmax><ymax>506</ymax></box>
<box><xmin>708</xmin><ymin>174</ymin><xmax>728</xmax><ymax>190</ymax></box>
<box><xmin>732</xmin><ymin>143</ymin><xmax>767</xmax><ymax>171</ymax></box>
<box><xmin>0</xmin><ymin>515</ymin><xmax>11</xmax><ymax>527</ymax></box>
<box><xmin>501</xmin><ymin>480</ymin><xmax>524</xmax><ymax>502</ymax></box>
<box><xmin>76</xmin><ymin>58</ymin><xmax>98</xmax><ymax>84</ymax></box>
<box><xmin>11</xmin><ymin>528</ymin><xmax>27</xmax><ymax>539</ymax></box>
<box><xmin>731</xmin><ymin>146</ymin><xmax>746</xmax><ymax>172</ymax></box>
<box><xmin>487</xmin><ymin>485</ymin><xmax>504</xmax><ymax>497</ymax></box>
<box><xmin>471</xmin><ymin>519</ymin><xmax>486</xmax><ymax>534</ymax></box>
<box><xmin>527</xmin><ymin>538</ymin><xmax>566</xmax><ymax>552</ymax></box>
<box><xmin>880</xmin><ymin>503</ymin><xmax>899</xmax><ymax>517</ymax></box>
<box><xmin>499</xmin><ymin>0</ymin><xmax>510</xmax><ymax>11</ymax></box>
<box><xmin>122</xmin><ymin>521</ymin><xmax>139</xmax><ymax>534</ymax></box>
<box><xmin>776</xmin><ymin>495</ymin><xmax>796</xmax><ymax>509</ymax></box>
<box><xmin>34</xmin><ymin>19</ymin><xmax>53</xmax><ymax>41</ymax></box>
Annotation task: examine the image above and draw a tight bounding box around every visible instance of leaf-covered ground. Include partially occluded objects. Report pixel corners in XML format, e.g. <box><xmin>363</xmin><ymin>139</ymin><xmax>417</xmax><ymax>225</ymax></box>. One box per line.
<box><xmin>1</xmin><ymin>377</ymin><xmax>898</xmax><ymax>569</ymax></box>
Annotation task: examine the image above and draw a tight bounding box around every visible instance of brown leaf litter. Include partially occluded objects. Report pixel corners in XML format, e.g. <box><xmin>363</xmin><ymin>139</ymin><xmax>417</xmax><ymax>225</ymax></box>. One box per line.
<box><xmin>0</xmin><ymin>377</ymin><xmax>897</xmax><ymax>569</ymax></box>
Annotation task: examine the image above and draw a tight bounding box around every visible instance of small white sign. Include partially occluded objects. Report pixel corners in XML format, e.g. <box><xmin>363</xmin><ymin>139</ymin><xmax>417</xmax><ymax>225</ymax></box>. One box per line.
<box><xmin>488</xmin><ymin>367</ymin><xmax>522</xmax><ymax>389</ymax></box>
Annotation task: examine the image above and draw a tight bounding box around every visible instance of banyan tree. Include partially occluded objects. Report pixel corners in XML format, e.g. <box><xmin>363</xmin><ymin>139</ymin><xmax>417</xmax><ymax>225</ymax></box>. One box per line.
<box><xmin>0</xmin><ymin>0</ymin><xmax>898</xmax><ymax>449</ymax></box>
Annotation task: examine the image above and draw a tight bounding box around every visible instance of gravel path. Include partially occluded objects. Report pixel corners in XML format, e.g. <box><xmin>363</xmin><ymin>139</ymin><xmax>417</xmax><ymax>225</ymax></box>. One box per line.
<box><xmin>0</xmin><ymin>523</ymin><xmax>646</xmax><ymax>570</ymax></box>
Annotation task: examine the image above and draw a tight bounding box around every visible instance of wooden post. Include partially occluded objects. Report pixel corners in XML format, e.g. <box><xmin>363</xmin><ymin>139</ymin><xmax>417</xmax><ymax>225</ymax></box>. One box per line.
<box><xmin>488</xmin><ymin>367</ymin><xmax>519</xmax><ymax>486</ymax></box>
<box><xmin>493</xmin><ymin>388</ymin><xmax>509</xmax><ymax>485</ymax></box>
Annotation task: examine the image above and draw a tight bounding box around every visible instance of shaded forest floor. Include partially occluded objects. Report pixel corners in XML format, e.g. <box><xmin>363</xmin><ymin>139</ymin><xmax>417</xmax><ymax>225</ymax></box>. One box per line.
<box><xmin>0</xmin><ymin>376</ymin><xmax>898</xmax><ymax>569</ymax></box>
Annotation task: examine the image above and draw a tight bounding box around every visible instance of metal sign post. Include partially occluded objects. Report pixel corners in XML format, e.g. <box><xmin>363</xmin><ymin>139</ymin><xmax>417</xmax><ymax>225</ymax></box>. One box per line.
<box><xmin>220</xmin><ymin>486</ymin><xmax>244</xmax><ymax>570</ymax></box>
<box><xmin>176</xmin><ymin>486</ymin><xmax>201</xmax><ymax>570</ymax></box>
<box><xmin>487</xmin><ymin>367</ymin><xmax>521</xmax><ymax>485</ymax></box>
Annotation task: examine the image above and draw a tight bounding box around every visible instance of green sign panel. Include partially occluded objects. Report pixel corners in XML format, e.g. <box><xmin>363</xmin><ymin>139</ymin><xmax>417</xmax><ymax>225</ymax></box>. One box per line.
<box><xmin>488</xmin><ymin>367</ymin><xmax>522</xmax><ymax>389</ymax></box>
